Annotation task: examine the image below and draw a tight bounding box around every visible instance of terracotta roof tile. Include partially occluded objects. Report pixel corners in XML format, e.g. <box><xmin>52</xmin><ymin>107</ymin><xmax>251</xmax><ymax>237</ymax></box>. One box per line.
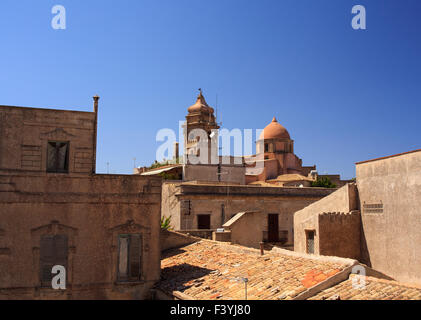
<box><xmin>309</xmin><ymin>274</ymin><xmax>421</xmax><ymax>300</ymax></box>
<box><xmin>157</xmin><ymin>240</ymin><xmax>349</xmax><ymax>300</ymax></box>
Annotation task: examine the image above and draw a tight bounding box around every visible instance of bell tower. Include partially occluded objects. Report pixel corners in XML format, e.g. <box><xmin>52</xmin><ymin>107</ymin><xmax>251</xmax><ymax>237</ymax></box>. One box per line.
<box><xmin>183</xmin><ymin>89</ymin><xmax>220</xmax><ymax>165</ymax></box>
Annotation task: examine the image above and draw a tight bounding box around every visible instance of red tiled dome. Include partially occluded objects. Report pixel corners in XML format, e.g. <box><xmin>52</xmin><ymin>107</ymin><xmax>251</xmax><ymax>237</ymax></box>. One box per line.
<box><xmin>259</xmin><ymin>117</ymin><xmax>290</xmax><ymax>140</ymax></box>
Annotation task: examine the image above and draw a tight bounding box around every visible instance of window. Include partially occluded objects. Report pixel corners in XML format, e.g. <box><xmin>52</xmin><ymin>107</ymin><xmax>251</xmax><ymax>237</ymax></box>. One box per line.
<box><xmin>264</xmin><ymin>143</ymin><xmax>269</xmax><ymax>152</ymax></box>
<box><xmin>40</xmin><ymin>234</ymin><xmax>68</xmax><ymax>287</ymax></box>
<box><xmin>47</xmin><ymin>141</ymin><xmax>69</xmax><ymax>173</ymax></box>
<box><xmin>117</xmin><ymin>234</ymin><xmax>142</xmax><ymax>282</ymax></box>
<box><xmin>197</xmin><ymin>214</ymin><xmax>211</xmax><ymax>229</ymax></box>
<box><xmin>306</xmin><ymin>230</ymin><xmax>315</xmax><ymax>254</ymax></box>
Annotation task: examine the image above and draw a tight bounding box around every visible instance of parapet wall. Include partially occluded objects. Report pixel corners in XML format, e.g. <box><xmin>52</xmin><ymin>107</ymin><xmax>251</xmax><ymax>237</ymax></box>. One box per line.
<box><xmin>160</xmin><ymin>230</ymin><xmax>201</xmax><ymax>252</ymax></box>
<box><xmin>318</xmin><ymin>211</ymin><xmax>361</xmax><ymax>260</ymax></box>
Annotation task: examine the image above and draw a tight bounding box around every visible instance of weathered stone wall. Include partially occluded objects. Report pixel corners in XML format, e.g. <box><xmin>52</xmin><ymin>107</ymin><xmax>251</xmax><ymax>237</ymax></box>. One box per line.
<box><xmin>318</xmin><ymin>211</ymin><xmax>361</xmax><ymax>260</ymax></box>
<box><xmin>0</xmin><ymin>174</ymin><xmax>162</xmax><ymax>300</ymax></box>
<box><xmin>294</xmin><ymin>184</ymin><xmax>359</xmax><ymax>255</ymax></box>
<box><xmin>212</xmin><ymin>231</ymin><xmax>231</xmax><ymax>242</ymax></box>
<box><xmin>160</xmin><ymin>230</ymin><xmax>200</xmax><ymax>252</ymax></box>
<box><xmin>161</xmin><ymin>182</ymin><xmax>181</xmax><ymax>230</ymax></box>
<box><xmin>356</xmin><ymin>150</ymin><xmax>421</xmax><ymax>285</ymax></box>
<box><xmin>183</xmin><ymin>164</ymin><xmax>245</xmax><ymax>185</ymax></box>
<box><xmin>0</xmin><ymin>105</ymin><xmax>96</xmax><ymax>175</ymax></box>
<box><xmin>163</xmin><ymin>183</ymin><xmax>335</xmax><ymax>248</ymax></box>
<box><xmin>225</xmin><ymin>211</ymin><xmax>264</xmax><ymax>249</ymax></box>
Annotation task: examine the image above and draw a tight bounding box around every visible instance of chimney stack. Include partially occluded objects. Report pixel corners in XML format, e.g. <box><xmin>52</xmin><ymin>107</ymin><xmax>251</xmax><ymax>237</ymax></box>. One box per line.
<box><xmin>92</xmin><ymin>95</ymin><xmax>100</xmax><ymax>174</ymax></box>
<box><xmin>93</xmin><ymin>95</ymin><xmax>100</xmax><ymax>113</ymax></box>
<box><xmin>174</xmin><ymin>142</ymin><xmax>179</xmax><ymax>162</ymax></box>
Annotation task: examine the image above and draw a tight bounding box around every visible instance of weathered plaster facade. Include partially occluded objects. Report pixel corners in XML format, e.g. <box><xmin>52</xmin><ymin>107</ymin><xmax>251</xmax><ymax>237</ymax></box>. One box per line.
<box><xmin>0</xmin><ymin>99</ymin><xmax>162</xmax><ymax>299</ymax></box>
<box><xmin>294</xmin><ymin>184</ymin><xmax>360</xmax><ymax>259</ymax></box>
<box><xmin>294</xmin><ymin>149</ymin><xmax>421</xmax><ymax>285</ymax></box>
<box><xmin>356</xmin><ymin>149</ymin><xmax>421</xmax><ymax>285</ymax></box>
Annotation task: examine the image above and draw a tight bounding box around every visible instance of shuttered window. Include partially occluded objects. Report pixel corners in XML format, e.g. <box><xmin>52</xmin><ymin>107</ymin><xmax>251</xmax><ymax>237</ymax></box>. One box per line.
<box><xmin>40</xmin><ymin>235</ymin><xmax>68</xmax><ymax>287</ymax></box>
<box><xmin>47</xmin><ymin>141</ymin><xmax>69</xmax><ymax>173</ymax></box>
<box><xmin>117</xmin><ymin>234</ymin><xmax>142</xmax><ymax>282</ymax></box>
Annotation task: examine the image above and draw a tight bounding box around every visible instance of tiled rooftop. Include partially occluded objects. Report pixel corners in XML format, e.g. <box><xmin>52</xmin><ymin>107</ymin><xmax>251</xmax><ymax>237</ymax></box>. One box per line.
<box><xmin>309</xmin><ymin>274</ymin><xmax>421</xmax><ymax>300</ymax></box>
<box><xmin>157</xmin><ymin>240</ymin><xmax>351</xmax><ymax>300</ymax></box>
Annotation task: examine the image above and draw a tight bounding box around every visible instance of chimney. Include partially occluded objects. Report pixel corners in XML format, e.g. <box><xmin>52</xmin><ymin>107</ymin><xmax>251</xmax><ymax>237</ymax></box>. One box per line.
<box><xmin>173</xmin><ymin>142</ymin><xmax>179</xmax><ymax>162</ymax></box>
<box><xmin>93</xmin><ymin>95</ymin><xmax>100</xmax><ymax>113</ymax></box>
<box><xmin>92</xmin><ymin>95</ymin><xmax>100</xmax><ymax>174</ymax></box>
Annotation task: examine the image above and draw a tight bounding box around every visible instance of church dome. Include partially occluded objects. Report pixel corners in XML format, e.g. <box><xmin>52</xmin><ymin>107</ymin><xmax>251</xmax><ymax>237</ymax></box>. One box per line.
<box><xmin>188</xmin><ymin>91</ymin><xmax>214</xmax><ymax>113</ymax></box>
<box><xmin>259</xmin><ymin>117</ymin><xmax>290</xmax><ymax>140</ymax></box>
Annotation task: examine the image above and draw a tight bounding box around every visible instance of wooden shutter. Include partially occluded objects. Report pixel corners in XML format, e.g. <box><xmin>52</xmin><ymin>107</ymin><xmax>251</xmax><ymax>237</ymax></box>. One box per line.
<box><xmin>47</xmin><ymin>142</ymin><xmax>57</xmax><ymax>171</ymax></box>
<box><xmin>40</xmin><ymin>235</ymin><xmax>55</xmax><ymax>287</ymax></box>
<box><xmin>129</xmin><ymin>234</ymin><xmax>141</xmax><ymax>280</ymax></box>
<box><xmin>40</xmin><ymin>235</ymin><xmax>68</xmax><ymax>287</ymax></box>
<box><xmin>118</xmin><ymin>235</ymin><xmax>129</xmax><ymax>280</ymax></box>
<box><xmin>57</xmin><ymin>143</ymin><xmax>68</xmax><ymax>171</ymax></box>
<box><xmin>54</xmin><ymin>235</ymin><xmax>68</xmax><ymax>272</ymax></box>
<box><xmin>307</xmin><ymin>231</ymin><xmax>315</xmax><ymax>254</ymax></box>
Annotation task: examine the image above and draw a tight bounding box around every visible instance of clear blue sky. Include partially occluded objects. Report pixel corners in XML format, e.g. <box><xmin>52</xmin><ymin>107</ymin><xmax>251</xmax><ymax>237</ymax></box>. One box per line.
<box><xmin>1</xmin><ymin>0</ymin><xmax>420</xmax><ymax>179</ymax></box>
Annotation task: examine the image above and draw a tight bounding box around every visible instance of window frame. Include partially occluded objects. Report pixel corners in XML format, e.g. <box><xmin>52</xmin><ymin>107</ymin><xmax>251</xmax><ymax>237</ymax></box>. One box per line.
<box><xmin>39</xmin><ymin>234</ymin><xmax>68</xmax><ymax>288</ymax></box>
<box><xmin>46</xmin><ymin>141</ymin><xmax>70</xmax><ymax>173</ymax></box>
<box><xmin>306</xmin><ymin>230</ymin><xmax>316</xmax><ymax>254</ymax></box>
<box><xmin>116</xmin><ymin>233</ymin><xmax>142</xmax><ymax>283</ymax></box>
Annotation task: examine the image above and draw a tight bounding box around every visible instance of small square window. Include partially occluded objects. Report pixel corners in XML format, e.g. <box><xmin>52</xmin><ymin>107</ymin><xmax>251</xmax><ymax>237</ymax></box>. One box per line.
<box><xmin>47</xmin><ymin>141</ymin><xmax>69</xmax><ymax>173</ymax></box>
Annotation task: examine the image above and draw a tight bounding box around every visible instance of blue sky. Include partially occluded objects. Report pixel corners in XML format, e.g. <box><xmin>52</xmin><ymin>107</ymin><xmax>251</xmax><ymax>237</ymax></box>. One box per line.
<box><xmin>0</xmin><ymin>0</ymin><xmax>420</xmax><ymax>178</ymax></box>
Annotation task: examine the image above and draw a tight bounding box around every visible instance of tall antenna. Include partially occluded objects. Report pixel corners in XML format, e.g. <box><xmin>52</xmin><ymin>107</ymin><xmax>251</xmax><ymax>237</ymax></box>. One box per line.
<box><xmin>216</xmin><ymin>94</ymin><xmax>222</xmax><ymax>127</ymax></box>
<box><xmin>215</xmin><ymin>94</ymin><xmax>218</xmax><ymax>124</ymax></box>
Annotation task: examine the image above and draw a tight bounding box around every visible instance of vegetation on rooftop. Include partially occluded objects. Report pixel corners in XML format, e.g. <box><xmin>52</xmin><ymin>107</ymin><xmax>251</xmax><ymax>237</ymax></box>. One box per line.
<box><xmin>311</xmin><ymin>176</ymin><xmax>337</xmax><ymax>188</ymax></box>
<box><xmin>148</xmin><ymin>157</ymin><xmax>182</xmax><ymax>170</ymax></box>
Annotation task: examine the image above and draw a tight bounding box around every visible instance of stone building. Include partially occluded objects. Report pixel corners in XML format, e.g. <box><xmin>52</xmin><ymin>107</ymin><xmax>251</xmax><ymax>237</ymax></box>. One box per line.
<box><xmin>245</xmin><ymin>117</ymin><xmax>317</xmax><ymax>185</ymax></box>
<box><xmin>182</xmin><ymin>91</ymin><xmax>245</xmax><ymax>184</ymax></box>
<box><xmin>0</xmin><ymin>98</ymin><xmax>162</xmax><ymax>299</ymax></box>
<box><xmin>136</xmin><ymin>91</ymin><xmax>339</xmax><ymax>249</ymax></box>
<box><xmin>294</xmin><ymin>149</ymin><xmax>421</xmax><ymax>286</ymax></box>
<box><xmin>162</xmin><ymin>181</ymin><xmax>334</xmax><ymax>248</ymax></box>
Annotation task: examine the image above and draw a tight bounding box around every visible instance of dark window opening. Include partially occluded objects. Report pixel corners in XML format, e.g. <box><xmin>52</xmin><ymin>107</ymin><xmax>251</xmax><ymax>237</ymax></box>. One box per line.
<box><xmin>40</xmin><ymin>234</ymin><xmax>68</xmax><ymax>287</ymax></box>
<box><xmin>264</xmin><ymin>143</ymin><xmax>269</xmax><ymax>152</ymax></box>
<box><xmin>117</xmin><ymin>234</ymin><xmax>142</xmax><ymax>282</ymax></box>
<box><xmin>47</xmin><ymin>141</ymin><xmax>69</xmax><ymax>173</ymax></box>
<box><xmin>197</xmin><ymin>214</ymin><xmax>211</xmax><ymax>229</ymax></box>
<box><xmin>267</xmin><ymin>214</ymin><xmax>279</xmax><ymax>242</ymax></box>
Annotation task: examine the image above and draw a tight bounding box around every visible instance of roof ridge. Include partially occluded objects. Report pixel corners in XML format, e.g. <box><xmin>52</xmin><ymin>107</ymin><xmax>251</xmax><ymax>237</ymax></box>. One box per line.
<box><xmin>349</xmin><ymin>274</ymin><xmax>421</xmax><ymax>290</ymax></box>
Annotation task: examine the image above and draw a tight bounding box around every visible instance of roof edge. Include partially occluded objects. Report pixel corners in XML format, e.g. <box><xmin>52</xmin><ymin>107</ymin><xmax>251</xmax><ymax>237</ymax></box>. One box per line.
<box><xmin>356</xmin><ymin>149</ymin><xmax>421</xmax><ymax>165</ymax></box>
